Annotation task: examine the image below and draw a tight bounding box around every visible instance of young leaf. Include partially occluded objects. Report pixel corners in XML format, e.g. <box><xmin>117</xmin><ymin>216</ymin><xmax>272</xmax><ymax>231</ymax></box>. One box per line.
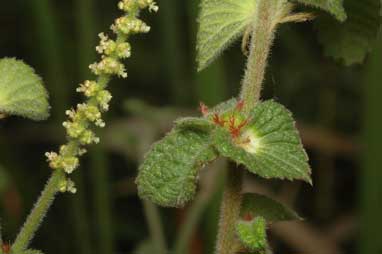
<box><xmin>196</xmin><ymin>0</ymin><xmax>256</xmax><ymax>71</ymax></box>
<box><xmin>174</xmin><ymin>117</ymin><xmax>215</xmax><ymax>133</ymax></box>
<box><xmin>0</xmin><ymin>58</ymin><xmax>49</xmax><ymax>120</ymax></box>
<box><xmin>212</xmin><ymin>100</ymin><xmax>311</xmax><ymax>183</ymax></box>
<box><xmin>236</xmin><ymin>217</ymin><xmax>267</xmax><ymax>253</ymax></box>
<box><xmin>208</xmin><ymin>97</ymin><xmax>238</xmax><ymax>116</ymax></box>
<box><xmin>240</xmin><ymin>193</ymin><xmax>301</xmax><ymax>222</ymax></box>
<box><xmin>294</xmin><ymin>0</ymin><xmax>347</xmax><ymax>21</ymax></box>
<box><xmin>315</xmin><ymin>0</ymin><xmax>381</xmax><ymax>65</ymax></box>
<box><xmin>136</xmin><ymin>129</ymin><xmax>217</xmax><ymax>207</ymax></box>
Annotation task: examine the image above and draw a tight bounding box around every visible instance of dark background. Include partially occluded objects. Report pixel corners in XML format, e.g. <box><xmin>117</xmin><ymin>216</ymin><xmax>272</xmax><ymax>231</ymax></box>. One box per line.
<box><xmin>0</xmin><ymin>0</ymin><xmax>381</xmax><ymax>254</ymax></box>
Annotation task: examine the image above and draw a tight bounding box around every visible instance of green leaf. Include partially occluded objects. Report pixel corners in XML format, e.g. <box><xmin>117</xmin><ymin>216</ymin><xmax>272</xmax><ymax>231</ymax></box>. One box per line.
<box><xmin>294</xmin><ymin>0</ymin><xmax>347</xmax><ymax>21</ymax></box>
<box><xmin>0</xmin><ymin>58</ymin><xmax>49</xmax><ymax>121</ymax></box>
<box><xmin>136</xmin><ymin>129</ymin><xmax>217</xmax><ymax>207</ymax></box>
<box><xmin>212</xmin><ymin>100</ymin><xmax>311</xmax><ymax>183</ymax></box>
<box><xmin>240</xmin><ymin>193</ymin><xmax>301</xmax><ymax>222</ymax></box>
<box><xmin>196</xmin><ymin>0</ymin><xmax>256</xmax><ymax>71</ymax></box>
<box><xmin>315</xmin><ymin>0</ymin><xmax>381</xmax><ymax>65</ymax></box>
<box><xmin>175</xmin><ymin>117</ymin><xmax>215</xmax><ymax>133</ymax></box>
<box><xmin>236</xmin><ymin>216</ymin><xmax>267</xmax><ymax>253</ymax></box>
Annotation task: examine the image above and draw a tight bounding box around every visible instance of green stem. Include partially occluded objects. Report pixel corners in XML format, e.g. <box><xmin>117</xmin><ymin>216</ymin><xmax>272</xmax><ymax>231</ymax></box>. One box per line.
<box><xmin>91</xmin><ymin>146</ymin><xmax>114</xmax><ymax>254</ymax></box>
<box><xmin>215</xmin><ymin>168</ymin><xmax>243</xmax><ymax>254</ymax></box>
<box><xmin>216</xmin><ymin>1</ymin><xmax>282</xmax><ymax>253</ymax></box>
<box><xmin>142</xmin><ymin>200</ymin><xmax>167</xmax><ymax>254</ymax></box>
<box><xmin>240</xmin><ymin>0</ymin><xmax>278</xmax><ymax>113</ymax></box>
<box><xmin>12</xmin><ymin>170</ymin><xmax>65</xmax><ymax>252</ymax></box>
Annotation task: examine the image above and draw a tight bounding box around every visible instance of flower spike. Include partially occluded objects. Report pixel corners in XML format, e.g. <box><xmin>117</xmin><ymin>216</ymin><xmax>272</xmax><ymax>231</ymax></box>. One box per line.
<box><xmin>44</xmin><ymin>0</ymin><xmax>158</xmax><ymax>193</ymax></box>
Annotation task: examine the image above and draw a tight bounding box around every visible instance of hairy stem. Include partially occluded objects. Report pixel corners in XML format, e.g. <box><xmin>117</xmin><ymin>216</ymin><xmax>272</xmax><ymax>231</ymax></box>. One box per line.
<box><xmin>216</xmin><ymin>1</ymin><xmax>283</xmax><ymax>253</ymax></box>
<box><xmin>240</xmin><ymin>0</ymin><xmax>278</xmax><ymax>113</ymax></box>
<box><xmin>215</xmin><ymin>168</ymin><xmax>243</xmax><ymax>254</ymax></box>
<box><xmin>12</xmin><ymin>170</ymin><xmax>65</xmax><ymax>252</ymax></box>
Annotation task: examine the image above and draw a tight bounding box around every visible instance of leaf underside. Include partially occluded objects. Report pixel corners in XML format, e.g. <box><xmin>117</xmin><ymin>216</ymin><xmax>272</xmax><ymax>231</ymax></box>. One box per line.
<box><xmin>0</xmin><ymin>58</ymin><xmax>49</xmax><ymax>121</ymax></box>
<box><xmin>136</xmin><ymin>129</ymin><xmax>217</xmax><ymax>207</ymax></box>
<box><xmin>240</xmin><ymin>193</ymin><xmax>301</xmax><ymax>222</ymax></box>
<box><xmin>196</xmin><ymin>0</ymin><xmax>256</xmax><ymax>71</ymax></box>
<box><xmin>294</xmin><ymin>0</ymin><xmax>347</xmax><ymax>21</ymax></box>
<box><xmin>213</xmin><ymin>100</ymin><xmax>311</xmax><ymax>183</ymax></box>
<box><xmin>315</xmin><ymin>0</ymin><xmax>381</xmax><ymax>65</ymax></box>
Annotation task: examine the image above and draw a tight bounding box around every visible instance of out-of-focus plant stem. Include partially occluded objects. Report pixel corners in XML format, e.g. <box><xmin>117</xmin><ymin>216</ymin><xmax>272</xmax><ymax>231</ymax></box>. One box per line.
<box><xmin>142</xmin><ymin>200</ymin><xmax>167</xmax><ymax>254</ymax></box>
<box><xmin>316</xmin><ymin>87</ymin><xmax>336</xmax><ymax>219</ymax></box>
<box><xmin>28</xmin><ymin>0</ymin><xmax>68</xmax><ymax>121</ymax></box>
<box><xmin>74</xmin><ymin>0</ymin><xmax>98</xmax><ymax>254</ymax></box>
<box><xmin>160</xmin><ymin>0</ymin><xmax>190</xmax><ymax>106</ymax></box>
<box><xmin>173</xmin><ymin>160</ymin><xmax>227</xmax><ymax>254</ymax></box>
<box><xmin>91</xmin><ymin>146</ymin><xmax>114</xmax><ymax>254</ymax></box>
<box><xmin>361</xmin><ymin>34</ymin><xmax>382</xmax><ymax>254</ymax></box>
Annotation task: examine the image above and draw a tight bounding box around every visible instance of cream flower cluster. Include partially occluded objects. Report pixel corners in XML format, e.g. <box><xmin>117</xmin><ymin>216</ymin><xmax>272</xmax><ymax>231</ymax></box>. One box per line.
<box><xmin>45</xmin><ymin>0</ymin><xmax>158</xmax><ymax>194</ymax></box>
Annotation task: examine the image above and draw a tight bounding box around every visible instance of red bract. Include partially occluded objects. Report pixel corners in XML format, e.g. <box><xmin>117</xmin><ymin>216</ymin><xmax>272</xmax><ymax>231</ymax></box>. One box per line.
<box><xmin>229</xmin><ymin>115</ymin><xmax>248</xmax><ymax>139</ymax></box>
<box><xmin>243</xmin><ymin>212</ymin><xmax>253</xmax><ymax>221</ymax></box>
<box><xmin>2</xmin><ymin>243</ymin><xmax>11</xmax><ymax>254</ymax></box>
<box><xmin>236</xmin><ymin>100</ymin><xmax>245</xmax><ymax>111</ymax></box>
<box><xmin>213</xmin><ymin>113</ymin><xmax>226</xmax><ymax>126</ymax></box>
<box><xmin>199</xmin><ymin>102</ymin><xmax>209</xmax><ymax>117</ymax></box>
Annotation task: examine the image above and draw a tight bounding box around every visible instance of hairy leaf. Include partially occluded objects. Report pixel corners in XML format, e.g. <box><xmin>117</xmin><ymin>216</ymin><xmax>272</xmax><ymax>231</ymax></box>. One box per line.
<box><xmin>240</xmin><ymin>193</ymin><xmax>301</xmax><ymax>222</ymax></box>
<box><xmin>294</xmin><ymin>0</ymin><xmax>347</xmax><ymax>21</ymax></box>
<box><xmin>0</xmin><ymin>58</ymin><xmax>49</xmax><ymax>120</ymax></box>
<box><xmin>136</xmin><ymin>129</ymin><xmax>217</xmax><ymax>207</ymax></box>
<box><xmin>236</xmin><ymin>217</ymin><xmax>267</xmax><ymax>253</ymax></box>
<box><xmin>196</xmin><ymin>0</ymin><xmax>256</xmax><ymax>70</ymax></box>
<box><xmin>316</xmin><ymin>0</ymin><xmax>381</xmax><ymax>65</ymax></box>
<box><xmin>213</xmin><ymin>100</ymin><xmax>311</xmax><ymax>183</ymax></box>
